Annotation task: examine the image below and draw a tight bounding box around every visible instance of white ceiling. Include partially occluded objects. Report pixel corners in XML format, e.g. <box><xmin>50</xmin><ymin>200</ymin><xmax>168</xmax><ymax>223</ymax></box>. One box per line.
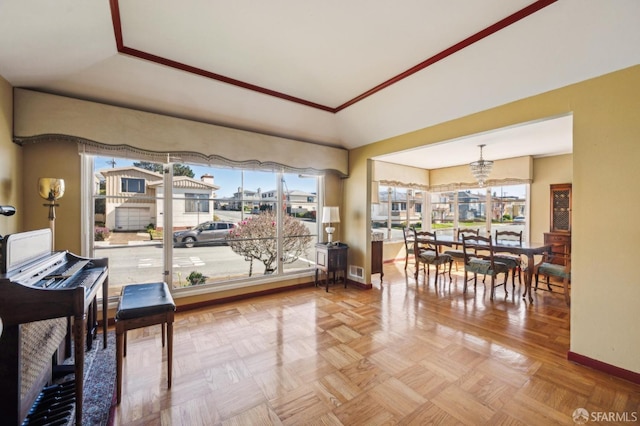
<box><xmin>374</xmin><ymin>114</ymin><xmax>573</xmax><ymax>169</ymax></box>
<box><xmin>1</xmin><ymin>1</ymin><xmax>639</xmax><ymax>169</ymax></box>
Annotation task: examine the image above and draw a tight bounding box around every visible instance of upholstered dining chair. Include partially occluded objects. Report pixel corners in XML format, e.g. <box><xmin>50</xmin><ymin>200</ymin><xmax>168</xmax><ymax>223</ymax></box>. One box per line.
<box><xmin>493</xmin><ymin>230</ymin><xmax>523</xmax><ymax>291</ymax></box>
<box><xmin>413</xmin><ymin>230</ymin><xmax>452</xmax><ymax>283</ymax></box>
<box><xmin>462</xmin><ymin>234</ymin><xmax>510</xmax><ymax>300</ymax></box>
<box><xmin>534</xmin><ymin>246</ymin><xmax>571</xmax><ymax>306</ymax></box>
<box><xmin>444</xmin><ymin>228</ymin><xmax>479</xmax><ymax>272</ymax></box>
<box><xmin>402</xmin><ymin>227</ymin><xmax>415</xmax><ymax>270</ymax></box>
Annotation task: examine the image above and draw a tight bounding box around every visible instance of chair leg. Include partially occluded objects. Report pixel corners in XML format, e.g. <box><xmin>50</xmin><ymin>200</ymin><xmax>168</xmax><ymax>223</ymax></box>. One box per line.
<box><xmin>490</xmin><ymin>275</ymin><xmax>495</xmax><ymax>300</ymax></box>
<box><xmin>404</xmin><ymin>254</ymin><xmax>408</xmax><ymax>270</ymax></box>
<box><xmin>503</xmin><ymin>272</ymin><xmax>509</xmax><ymax>298</ymax></box>
<box><xmin>162</xmin><ymin>323</ymin><xmax>166</xmax><ymax>347</ymax></box>
<box><xmin>463</xmin><ymin>270</ymin><xmax>469</xmax><ymax>293</ymax></box>
<box><xmin>167</xmin><ymin>320</ymin><xmax>173</xmax><ymax>388</ymax></box>
<box><xmin>563</xmin><ymin>277</ymin><xmax>571</xmax><ymax>307</ymax></box>
<box><xmin>116</xmin><ymin>327</ymin><xmax>124</xmax><ymax>404</ymax></box>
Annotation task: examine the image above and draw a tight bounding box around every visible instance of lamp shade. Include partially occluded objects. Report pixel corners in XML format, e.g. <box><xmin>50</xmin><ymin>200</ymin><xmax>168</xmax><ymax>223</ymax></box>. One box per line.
<box><xmin>38</xmin><ymin>178</ymin><xmax>65</xmax><ymax>201</ymax></box>
<box><xmin>322</xmin><ymin>206</ymin><xmax>340</xmax><ymax>224</ymax></box>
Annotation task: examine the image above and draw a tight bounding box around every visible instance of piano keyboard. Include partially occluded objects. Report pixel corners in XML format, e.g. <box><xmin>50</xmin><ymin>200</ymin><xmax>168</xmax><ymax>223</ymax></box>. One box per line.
<box><xmin>44</xmin><ymin>259</ymin><xmax>90</xmax><ymax>280</ymax></box>
<box><xmin>21</xmin><ymin>380</ymin><xmax>75</xmax><ymax>426</ymax></box>
<box><xmin>39</xmin><ymin>267</ymin><xmax>107</xmax><ymax>291</ymax></box>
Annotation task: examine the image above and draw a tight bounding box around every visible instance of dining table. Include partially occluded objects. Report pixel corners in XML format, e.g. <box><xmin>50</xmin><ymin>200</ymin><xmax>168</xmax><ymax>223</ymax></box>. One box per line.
<box><xmin>417</xmin><ymin>234</ymin><xmax>551</xmax><ymax>303</ymax></box>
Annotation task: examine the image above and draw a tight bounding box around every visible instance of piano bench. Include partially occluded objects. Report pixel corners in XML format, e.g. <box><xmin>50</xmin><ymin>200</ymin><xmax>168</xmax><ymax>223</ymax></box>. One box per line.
<box><xmin>115</xmin><ymin>282</ymin><xmax>176</xmax><ymax>404</ymax></box>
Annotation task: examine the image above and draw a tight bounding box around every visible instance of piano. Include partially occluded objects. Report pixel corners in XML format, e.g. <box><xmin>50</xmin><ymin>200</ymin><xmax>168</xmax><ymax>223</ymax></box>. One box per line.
<box><xmin>0</xmin><ymin>229</ymin><xmax>109</xmax><ymax>425</ymax></box>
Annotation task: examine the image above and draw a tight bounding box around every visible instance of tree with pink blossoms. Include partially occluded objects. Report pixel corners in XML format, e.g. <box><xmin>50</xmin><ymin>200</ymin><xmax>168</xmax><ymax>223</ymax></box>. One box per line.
<box><xmin>227</xmin><ymin>211</ymin><xmax>312</xmax><ymax>276</ymax></box>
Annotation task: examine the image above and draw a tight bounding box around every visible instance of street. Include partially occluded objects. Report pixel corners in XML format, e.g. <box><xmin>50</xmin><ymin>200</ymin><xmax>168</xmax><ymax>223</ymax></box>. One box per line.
<box><xmin>97</xmin><ymin>210</ymin><xmax>319</xmax><ymax>297</ymax></box>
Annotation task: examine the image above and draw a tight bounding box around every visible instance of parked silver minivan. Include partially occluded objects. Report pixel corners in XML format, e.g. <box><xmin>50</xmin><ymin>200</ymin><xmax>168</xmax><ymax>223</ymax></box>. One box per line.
<box><xmin>173</xmin><ymin>221</ymin><xmax>236</xmax><ymax>248</ymax></box>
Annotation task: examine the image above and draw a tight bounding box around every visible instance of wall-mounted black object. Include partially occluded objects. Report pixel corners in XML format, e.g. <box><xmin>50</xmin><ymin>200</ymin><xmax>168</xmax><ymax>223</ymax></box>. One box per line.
<box><xmin>0</xmin><ymin>205</ymin><xmax>16</xmax><ymax>216</ymax></box>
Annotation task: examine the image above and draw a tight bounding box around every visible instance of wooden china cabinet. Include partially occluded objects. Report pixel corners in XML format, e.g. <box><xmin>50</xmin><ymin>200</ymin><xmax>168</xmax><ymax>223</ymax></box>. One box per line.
<box><xmin>544</xmin><ymin>183</ymin><xmax>572</xmax><ymax>263</ymax></box>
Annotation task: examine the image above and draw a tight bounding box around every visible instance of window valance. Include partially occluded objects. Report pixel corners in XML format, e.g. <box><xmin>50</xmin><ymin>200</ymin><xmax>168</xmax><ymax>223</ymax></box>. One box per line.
<box><xmin>13</xmin><ymin>89</ymin><xmax>348</xmax><ymax>177</ymax></box>
<box><xmin>372</xmin><ymin>161</ymin><xmax>430</xmax><ymax>190</ymax></box>
<box><xmin>371</xmin><ymin>156</ymin><xmax>532</xmax><ymax>192</ymax></box>
<box><xmin>428</xmin><ymin>155</ymin><xmax>532</xmax><ymax>192</ymax></box>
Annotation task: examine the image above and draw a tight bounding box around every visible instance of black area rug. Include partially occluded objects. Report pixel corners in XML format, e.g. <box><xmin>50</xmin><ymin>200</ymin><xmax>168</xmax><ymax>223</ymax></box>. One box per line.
<box><xmin>62</xmin><ymin>332</ymin><xmax>116</xmax><ymax>426</ymax></box>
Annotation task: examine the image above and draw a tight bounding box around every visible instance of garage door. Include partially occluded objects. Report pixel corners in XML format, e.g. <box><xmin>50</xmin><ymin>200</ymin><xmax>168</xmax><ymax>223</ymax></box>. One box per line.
<box><xmin>115</xmin><ymin>207</ymin><xmax>150</xmax><ymax>231</ymax></box>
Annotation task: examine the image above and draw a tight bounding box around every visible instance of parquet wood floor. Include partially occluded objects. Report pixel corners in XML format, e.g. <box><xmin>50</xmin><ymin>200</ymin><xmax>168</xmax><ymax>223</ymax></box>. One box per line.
<box><xmin>113</xmin><ymin>263</ymin><xmax>639</xmax><ymax>425</ymax></box>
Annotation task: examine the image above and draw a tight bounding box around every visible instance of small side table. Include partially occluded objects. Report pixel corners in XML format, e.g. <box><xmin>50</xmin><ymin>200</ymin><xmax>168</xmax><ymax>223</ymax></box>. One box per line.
<box><xmin>315</xmin><ymin>242</ymin><xmax>348</xmax><ymax>292</ymax></box>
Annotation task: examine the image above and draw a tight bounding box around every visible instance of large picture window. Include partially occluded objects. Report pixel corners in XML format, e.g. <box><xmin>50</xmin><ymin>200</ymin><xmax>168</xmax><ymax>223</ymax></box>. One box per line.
<box><xmin>430</xmin><ymin>184</ymin><xmax>527</xmax><ymax>238</ymax></box>
<box><xmin>89</xmin><ymin>156</ymin><xmax>320</xmax><ymax>299</ymax></box>
<box><xmin>371</xmin><ymin>185</ymin><xmax>423</xmax><ymax>240</ymax></box>
<box><xmin>372</xmin><ymin>183</ymin><xmax>528</xmax><ymax>241</ymax></box>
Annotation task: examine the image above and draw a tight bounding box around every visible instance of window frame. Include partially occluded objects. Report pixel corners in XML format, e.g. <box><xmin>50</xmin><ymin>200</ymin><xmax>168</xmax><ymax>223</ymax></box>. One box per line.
<box><xmin>120</xmin><ymin>177</ymin><xmax>146</xmax><ymax>194</ymax></box>
<box><xmin>85</xmin><ymin>155</ymin><xmax>323</xmax><ymax>300</ymax></box>
<box><xmin>184</xmin><ymin>193</ymin><xmax>210</xmax><ymax>213</ymax></box>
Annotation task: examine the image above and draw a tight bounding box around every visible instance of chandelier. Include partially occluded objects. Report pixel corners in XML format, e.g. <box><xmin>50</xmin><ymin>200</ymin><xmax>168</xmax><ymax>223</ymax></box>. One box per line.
<box><xmin>469</xmin><ymin>144</ymin><xmax>493</xmax><ymax>187</ymax></box>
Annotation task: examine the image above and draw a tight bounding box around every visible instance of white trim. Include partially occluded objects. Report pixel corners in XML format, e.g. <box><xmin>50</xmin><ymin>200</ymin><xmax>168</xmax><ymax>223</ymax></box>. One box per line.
<box><xmin>80</xmin><ymin>153</ymin><xmax>94</xmax><ymax>256</ymax></box>
<box><xmin>164</xmin><ymin>163</ymin><xmax>174</xmax><ymax>284</ymax></box>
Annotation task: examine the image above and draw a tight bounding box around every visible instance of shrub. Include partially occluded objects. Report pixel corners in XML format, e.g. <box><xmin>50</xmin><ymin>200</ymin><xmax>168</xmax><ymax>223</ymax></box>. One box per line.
<box><xmin>186</xmin><ymin>271</ymin><xmax>206</xmax><ymax>285</ymax></box>
<box><xmin>94</xmin><ymin>226</ymin><xmax>110</xmax><ymax>241</ymax></box>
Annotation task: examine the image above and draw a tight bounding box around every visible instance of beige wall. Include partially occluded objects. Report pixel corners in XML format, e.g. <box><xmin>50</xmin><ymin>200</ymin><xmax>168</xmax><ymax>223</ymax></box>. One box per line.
<box><xmin>345</xmin><ymin>65</ymin><xmax>640</xmax><ymax>373</ymax></box>
<box><xmin>0</xmin><ymin>78</ymin><xmax>22</xmax><ymax>237</ymax></box>
<box><xmin>21</xmin><ymin>139</ymin><xmax>82</xmax><ymax>254</ymax></box>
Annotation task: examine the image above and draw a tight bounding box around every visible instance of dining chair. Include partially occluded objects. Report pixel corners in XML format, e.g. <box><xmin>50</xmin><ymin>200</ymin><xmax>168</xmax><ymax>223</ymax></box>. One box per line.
<box><xmin>493</xmin><ymin>230</ymin><xmax>523</xmax><ymax>291</ymax></box>
<box><xmin>413</xmin><ymin>230</ymin><xmax>452</xmax><ymax>283</ymax></box>
<box><xmin>444</xmin><ymin>228</ymin><xmax>479</xmax><ymax>272</ymax></box>
<box><xmin>534</xmin><ymin>245</ymin><xmax>571</xmax><ymax>306</ymax></box>
<box><xmin>462</xmin><ymin>234</ymin><xmax>510</xmax><ymax>300</ymax></box>
<box><xmin>402</xmin><ymin>227</ymin><xmax>415</xmax><ymax>270</ymax></box>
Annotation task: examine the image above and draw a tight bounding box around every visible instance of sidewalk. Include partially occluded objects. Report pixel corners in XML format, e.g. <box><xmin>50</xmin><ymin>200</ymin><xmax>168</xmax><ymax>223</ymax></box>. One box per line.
<box><xmin>95</xmin><ymin>232</ymin><xmax>155</xmax><ymax>247</ymax></box>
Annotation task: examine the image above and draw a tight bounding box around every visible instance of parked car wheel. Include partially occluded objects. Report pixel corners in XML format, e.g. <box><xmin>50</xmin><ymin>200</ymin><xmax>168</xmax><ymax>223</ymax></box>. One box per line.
<box><xmin>183</xmin><ymin>236</ymin><xmax>196</xmax><ymax>248</ymax></box>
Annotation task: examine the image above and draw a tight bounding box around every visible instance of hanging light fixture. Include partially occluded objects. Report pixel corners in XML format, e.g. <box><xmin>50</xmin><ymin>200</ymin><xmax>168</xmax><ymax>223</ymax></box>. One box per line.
<box><xmin>469</xmin><ymin>144</ymin><xmax>493</xmax><ymax>187</ymax></box>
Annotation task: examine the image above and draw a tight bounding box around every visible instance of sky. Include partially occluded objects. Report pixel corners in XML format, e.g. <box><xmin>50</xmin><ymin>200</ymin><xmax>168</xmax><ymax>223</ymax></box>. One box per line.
<box><xmin>95</xmin><ymin>156</ymin><xmax>318</xmax><ymax>198</ymax></box>
<box><xmin>95</xmin><ymin>156</ymin><xmax>525</xmax><ymax>199</ymax></box>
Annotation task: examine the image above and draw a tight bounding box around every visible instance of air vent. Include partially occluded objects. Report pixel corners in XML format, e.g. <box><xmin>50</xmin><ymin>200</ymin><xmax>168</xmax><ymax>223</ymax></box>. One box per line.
<box><xmin>349</xmin><ymin>265</ymin><xmax>364</xmax><ymax>279</ymax></box>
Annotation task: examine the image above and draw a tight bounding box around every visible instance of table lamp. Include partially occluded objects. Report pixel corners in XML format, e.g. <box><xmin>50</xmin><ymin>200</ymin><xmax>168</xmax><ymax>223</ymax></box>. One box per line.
<box><xmin>322</xmin><ymin>206</ymin><xmax>340</xmax><ymax>245</ymax></box>
<box><xmin>38</xmin><ymin>178</ymin><xmax>65</xmax><ymax>250</ymax></box>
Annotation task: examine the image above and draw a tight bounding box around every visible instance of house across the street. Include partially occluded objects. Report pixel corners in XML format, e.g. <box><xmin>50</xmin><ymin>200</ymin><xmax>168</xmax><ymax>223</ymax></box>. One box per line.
<box><xmin>99</xmin><ymin>166</ymin><xmax>220</xmax><ymax>231</ymax></box>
